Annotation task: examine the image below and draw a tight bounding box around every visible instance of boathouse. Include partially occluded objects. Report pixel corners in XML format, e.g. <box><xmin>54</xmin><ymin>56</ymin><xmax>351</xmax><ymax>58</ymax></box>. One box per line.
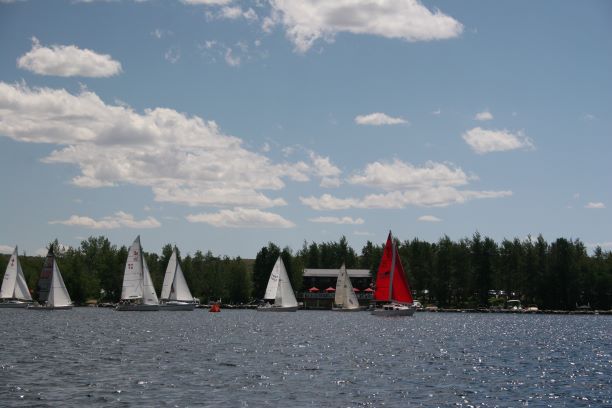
<box><xmin>300</xmin><ymin>268</ymin><xmax>373</xmax><ymax>309</ymax></box>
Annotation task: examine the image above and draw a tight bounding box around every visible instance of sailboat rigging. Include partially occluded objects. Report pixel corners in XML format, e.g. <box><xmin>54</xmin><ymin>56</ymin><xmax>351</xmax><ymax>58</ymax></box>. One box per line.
<box><xmin>116</xmin><ymin>236</ymin><xmax>159</xmax><ymax>311</ymax></box>
<box><xmin>257</xmin><ymin>256</ymin><xmax>298</xmax><ymax>312</ymax></box>
<box><xmin>371</xmin><ymin>231</ymin><xmax>415</xmax><ymax>317</ymax></box>
<box><xmin>0</xmin><ymin>246</ymin><xmax>32</xmax><ymax>308</ymax></box>
<box><xmin>331</xmin><ymin>263</ymin><xmax>361</xmax><ymax>311</ymax></box>
<box><xmin>159</xmin><ymin>247</ymin><xmax>195</xmax><ymax>311</ymax></box>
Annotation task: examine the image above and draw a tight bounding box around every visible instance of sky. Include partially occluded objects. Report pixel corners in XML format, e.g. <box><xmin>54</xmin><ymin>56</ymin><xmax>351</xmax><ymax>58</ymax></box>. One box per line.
<box><xmin>0</xmin><ymin>0</ymin><xmax>610</xmax><ymax>258</ymax></box>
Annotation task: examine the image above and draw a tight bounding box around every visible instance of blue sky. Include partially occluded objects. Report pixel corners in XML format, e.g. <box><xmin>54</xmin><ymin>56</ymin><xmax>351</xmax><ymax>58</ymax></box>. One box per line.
<box><xmin>0</xmin><ymin>0</ymin><xmax>610</xmax><ymax>258</ymax></box>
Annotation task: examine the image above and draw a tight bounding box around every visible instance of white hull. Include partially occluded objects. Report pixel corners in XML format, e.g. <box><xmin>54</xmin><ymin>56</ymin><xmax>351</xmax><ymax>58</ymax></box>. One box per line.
<box><xmin>28</xmin><ymin>304</ymin><xmax>73</xmax><ymax>311</ymax></box>
<box><xmin>116</xmin><ymin>303</ymin><xmax>159</xmax><ymax>311</ymax></box>
<box><xmin>371</xmin><ymin>305</ymin><xmax>415</xmax><ymax>317</ymax></box>
<box><xmin>160</xmin><ymin>302</ymin><xmax>195</xmax><ymax>311</ymax></box>
<box><xmin>331</xmin><ymin>306</ymin><xmax>363</xmax><ymax>312</ymax></box>
<box><xmin>256</xmin><ymin>305</ymin><xmax>298</xmax><ymax>312</ymax></box>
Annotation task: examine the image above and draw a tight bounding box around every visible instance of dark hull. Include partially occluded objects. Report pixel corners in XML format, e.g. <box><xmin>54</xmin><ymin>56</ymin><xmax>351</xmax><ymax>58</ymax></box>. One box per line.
<box><xmin>159</xmin><ymin>303</ymin><xmax>195</xmax><ymax>311</ymax></box>
<box><xmin>256</xmin><ymin>305</ymin><xmax>298</xmax><ymax>312</ymax></box>
<box><xmin>115</xmin><ymin>304</ymin><xmax>160</xmax><ymax>311</ymax></box>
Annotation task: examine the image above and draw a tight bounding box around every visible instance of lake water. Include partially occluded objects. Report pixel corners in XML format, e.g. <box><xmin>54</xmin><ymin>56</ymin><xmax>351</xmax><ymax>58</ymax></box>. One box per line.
<box><xmin>0</xmin><ymin>309</ymin><xmax>610</xmax><ymax>407</ymax></box>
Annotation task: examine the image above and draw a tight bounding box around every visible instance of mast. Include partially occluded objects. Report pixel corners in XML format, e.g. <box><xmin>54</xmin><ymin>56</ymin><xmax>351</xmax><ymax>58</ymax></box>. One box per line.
<box><xmin>388</xmin><ymin>231</ymin><xmax>396</xmax><ymax>303</ymax></box>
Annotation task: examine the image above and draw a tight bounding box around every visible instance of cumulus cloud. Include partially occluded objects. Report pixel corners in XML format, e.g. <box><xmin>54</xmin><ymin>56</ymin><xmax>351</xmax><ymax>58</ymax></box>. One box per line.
<box><xmin>0</xmin><ymin>244</ymin><xmax>15</xmax><ymax>254</ymax></box>
<box><xmin>17</xmin><ymin>37</ymin><xmax>122</xmax><ymax>77</ymax></box>
<box><xmin>354</xmin><ymin>112</ymin><xmax>408</xmax><ymax>126</ymax></box>
<box><xmin>301</xmin><ymin>159</ymin><xmax>511</xmax><ymax>210</ymax></box>
<box><xmin>0</xmin><ymin>81</ymin><xmax>323</xmax><ymax>210</ymax></box>
<box><xmin>186</xmin><ymin>208</ymin><xmax>295</xmax><ymax>228</ymax></box>
<box><xmin>462</xmin><ymin>127</ymin><xmax>534</xmax><ymax>154</ymax></box>
<box><xmin>585</xmin><ymin>202</ymin><xmax>605</xmax><ymax>209</ymax></box>
<box><xmin>217</xmin><ymin>6</ymin><xmax>258</xmax><ymax>21</ymax></box>
<box><xmin>418</xmin><ymin>215</ymin><xmax>442</xmax><ymax>222</ymax></box>
<box><xmin>348</xmin><ymin>160</ymin><xmax>470</xmax><ymax>190</ymax></box>
<box><xmin>49</xmin><ymin>211</ymin><xmax>161</xmax><ymax>229</ymax></box>
<box><xmin>474</xmin><ymin>110</ymin><xmax>493</xmax><ymax>121</ymax></box>
<box><xmin>309</xmin><ymin>152</ymin><xmax>341</xmax><ymax>187</ymax></box>
<box><xmin>181</xmin><ymin>0</ymin><xmax>232</xmax><ymax>5</ymax></box>
<box><xmin>309</xmin><ymin>216</ymin><xmax>364</xmax><ymax>225</ymax></box>
<box><xmin>267</xmin><ymin>0</ymin><xmax>463</xmax><ymax>52</ymax></box>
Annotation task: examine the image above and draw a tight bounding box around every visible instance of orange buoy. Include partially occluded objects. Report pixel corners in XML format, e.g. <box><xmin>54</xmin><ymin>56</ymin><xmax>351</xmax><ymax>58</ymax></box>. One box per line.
<box><xmin>209</xmin><ymin>303</ymin><xmax>221</xmax><ymax>313</ymax></box>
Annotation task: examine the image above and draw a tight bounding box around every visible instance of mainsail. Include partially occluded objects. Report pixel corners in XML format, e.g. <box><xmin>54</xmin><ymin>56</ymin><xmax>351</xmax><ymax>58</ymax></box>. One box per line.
<box><xmin>374</xmin><ymin>232</ymin><xmax>413</xmax><ymax>304</ymax></box>
<box><xmin>0</xmin><ymin>247</ymin><xmax>31</xmax><ymax>301</ymax></box>
<box><xmin>36</xmin><ymin>247</ymin><xmax>55</xmax><ymax>303</ymax></box>
<box><xmin>334</xmin><ymin>263</ymin><xmax>359</xmax><ymax>309</ymax></box>
<box><xmin>264</xmin><ymin>256</ymin><xmax>297</xmax><ymax>308</ymax></box>
<box><xmin>160</xmin><ymin>248</ymin><xmax>193</xmax><ymax>302</ymax></box>
<box><xmin>47</xmin><ymin>259</ymin><xmax>71</xmax><ymax>308</ymax></box>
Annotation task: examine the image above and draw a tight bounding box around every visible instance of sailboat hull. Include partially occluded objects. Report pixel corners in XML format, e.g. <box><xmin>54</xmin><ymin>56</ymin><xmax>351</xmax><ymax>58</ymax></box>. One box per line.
<box><xmin>331</xmin><ymin>306</ymin><xmax>363</xmax><ymax>312</ymax></box>
<box><xmin>116</xmin><ymin>303</ymin><xmax>160</xmax><ymax>311</ymax></box>
<box><xmin>371</xmin><ymin>306</ymin><xmax>415</xmax><ymax>317</ymax></box>
<box><xmin>28</xmin><ymin>304</ymin><xmax>73</xmax><ymax>310</ymax></box>
<box><xmin>0</xmin><ymin>300</ymin><xmax>31</xmax><ymax>308</ymax></box>
<box><xmin>159</xmin><ymin>302</ymin><xmax>195</xmax><ymax>311</ymax></box>
<box><xmin>256</xmin><ymin>305</ymin><xmax>298</xmax><ymax>312</ymax></box>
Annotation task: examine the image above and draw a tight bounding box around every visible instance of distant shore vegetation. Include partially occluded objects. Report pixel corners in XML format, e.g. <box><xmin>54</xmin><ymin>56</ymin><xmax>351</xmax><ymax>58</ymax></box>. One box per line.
<box><xmin>1</xmin><ymin>234</ymin><xmax>610</xmax><ymax>310</ymax></box>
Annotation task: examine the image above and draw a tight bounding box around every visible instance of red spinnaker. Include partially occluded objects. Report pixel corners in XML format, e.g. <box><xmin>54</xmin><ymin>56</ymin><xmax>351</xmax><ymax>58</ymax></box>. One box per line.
<box><xmin>374</xmin><ymin>232</ymin><xmax>413</xmax><ymax>304</ymax></box>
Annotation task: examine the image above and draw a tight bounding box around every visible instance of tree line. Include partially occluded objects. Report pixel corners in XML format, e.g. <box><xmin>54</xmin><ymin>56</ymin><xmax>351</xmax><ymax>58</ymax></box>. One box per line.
<box><xmin>1</xmin><ymin>233</ymin><xmax>611</xmax><ymax>310</ymax></box>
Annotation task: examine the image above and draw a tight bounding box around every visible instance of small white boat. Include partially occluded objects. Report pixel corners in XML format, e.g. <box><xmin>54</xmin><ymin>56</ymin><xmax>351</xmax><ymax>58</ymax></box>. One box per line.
<box><xmin>29</xmin><ymin>247</ymin><xmax>72</xmax><ymax>310</ymax></box>
<box><xmin>116</xmin><ymin>236</ymin><xmax>159</xmax><ymax>311</ymax></box>
<box><xmin>331</xmin><ymin>263</ymin><xmax>362</xmax><ymax>312</ymax></box>
<box><xmin>159</xmin><ymin>247</ymin><xmax>195</xmax><ymax>311</ymax></box>
<box><xmin>257</xmin><ymin>256</ymin><xmax>298</xmax><ymax>312</ymax></box>
<box><xmin>371</xmin><ymin>231</ymin><xmax>416</xmax><ymax>317</ymax></box>
<box><xmin>0</xmin><ymin>246</ymin><xmax>32</xmax><ymax>308</ymax></box>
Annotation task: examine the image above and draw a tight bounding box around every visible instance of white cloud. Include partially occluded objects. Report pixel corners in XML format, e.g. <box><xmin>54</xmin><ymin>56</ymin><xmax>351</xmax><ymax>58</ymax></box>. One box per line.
<box><xmin>585</xmin><ymin>202</ymin><xmax>605</xmax><ymax>209</ymax></box>
<box><xmin>348</xmin><ymin>160</ymin><xmax>470</xmax><ymax>190</ymax></box>
<box><xmin>0</xmin><ymin>245</ymin><xmax>15</xmax><ymax>254</ymax></box>
<box><xmin>309</xmin><ymin>216</ymin><xmax>364</xmax><ymax>225</ymax></box>
<box><xmin>462</xmin><ymin>127</ymin><xmax>534</xmax><ymax>154</ymax></box>
<box><xmin>0</xmin><ymin>81</ymin><xmax>317</xmax><ymax>209</ymax></box>
<box><xmin>164</xmin><ymin>47</ymin><xmax>181</xmax><ymax>64</ymax></box>
<box><xmin>302</xmin><ymin>158</ymin><xmax>511</xmax><ymax>210</ymax></box>
<box><xmin>418</xmin><ymin>215</ymin><xmax>442</xmax><ymax>222</ymax></box>
<box><xmin>224</xmin><ymin>47</ymin><xmax>241</xmax><ymax>66</ymax></box>
<box><xmin>268</xmin><ymin>0</ymin><xmax>463</xmax><ymax>53</ymax></box>
<box><xmin>301</xmin><ymin>189</ymin><xmax>511</xmax><ymax>210</ymax></box>
<box><xmin>355</xmin><ymin>112</ymin><xmax>408</xmax><ymax>126</ymax></box>
<box><xmin>582</xmin><ymin>113</ymin><xmax>595</xmax><ymax>121</ymax></box>
<box><xmin>218</xmin><ymin>6</ymin><xmax>258</xmax><ymax>21</ymax></box>
<box><xmin>181</xmin><ymin>0</ymin><xmax>232</xmax><ymax>5</ymax></box>
<box><xmin>17</xmin><ymin>37</ymin><xmax>122</xmax><ymax>78</ymax></box>
<box><xmin>474</xmin><ymin>110</ymin><xmax>493</xmax><ymax>121</ymax></box>
<box><xmin>309</xmin><ymin>152</ymin><xmax>341</xmax><ymax>187</ymax></box>
<box><xmin>432</xmin><ymin>109</ymin><xmax>441</xmax><ymax>116</ymax></box>
<box><xmin>186</xmin><ymin>208</ymin><xmax>295</xmax><ymax>228</ymax></box>
<box><xmin>49</xmin><ymin>211</ymin><xmax>161</xmax><ymax>229</ymax></box>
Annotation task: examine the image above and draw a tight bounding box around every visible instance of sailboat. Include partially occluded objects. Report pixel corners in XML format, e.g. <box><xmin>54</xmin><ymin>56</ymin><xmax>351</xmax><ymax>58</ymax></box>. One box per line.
<box><xmin>116</xmin><ymin>236</ymin><xmax>160</xmax><ymax>311</ymax></box>
<box><xmin>331</xmin><ymin>263</ymin><xmax>361</xmax><ymax>311</ymax></box>
<box><xmin>29</xmin><ymin>247</ymin><xmax>72</xmax><ymax>310</ymax></box>
<box><xmin>257</xmin><ymin>256</ymin><xmax>298</xmax><ymax>312</ymax></box>
<box><xmin>371</xmin><ymin>231</ymin><xmax>416</xmax><ymax>317</ymax></box>
<box><xmin>0</xmin><ymin>246</ymin><xmax>32</xmax><ymax>308</ymax></box>
<box><xmin>159</xmin><ymin>247</ymin><xmax>195</xmax><ymax>311</ymax></box>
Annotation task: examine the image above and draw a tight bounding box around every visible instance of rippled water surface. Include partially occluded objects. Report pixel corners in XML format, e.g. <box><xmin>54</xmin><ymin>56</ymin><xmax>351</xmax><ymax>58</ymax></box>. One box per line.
<box><xmin>0</xmin><ymin>309</ymin><xmax>610</xmax><ymax>407</ymax></box>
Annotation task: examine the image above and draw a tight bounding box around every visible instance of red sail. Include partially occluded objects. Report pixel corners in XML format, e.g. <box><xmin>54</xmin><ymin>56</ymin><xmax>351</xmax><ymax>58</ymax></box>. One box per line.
<box><xmin>374</xmin><ymin>232</ymin><xmax>413</xmax><ymax>303</ymax></box>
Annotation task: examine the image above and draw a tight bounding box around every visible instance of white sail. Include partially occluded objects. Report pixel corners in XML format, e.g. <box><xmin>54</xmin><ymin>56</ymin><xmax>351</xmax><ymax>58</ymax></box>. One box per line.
<box><xmin>275</xmin><ymin>257</ymin><xmax>298</xmax><ymax>308</ymax></box>
<box><xmin>121</xmin><ymin>236</ymin><xmax>144</xmax><ymax>300</ymax></box>
<box><xmin>1</xmin><ymin>247</ymin><xmax>31</xmax><ymax>301</ymax></box>
<box><xmin>263</xmin><ymin>258</ymin><xmax>281</xmax><ymax>300</ymax></box>
<box><xmin>334</xmin><ymin>263</ymin><xmax>359</xmax><ymax>310</ymax></box>
<box><xmin>142</xmin><ymin>255</ymin><xmax>159</xmax><ymax>305</ymax></box>
<box><xmin>47</xmin><ymin>259</ymin><xmax>71</xmax><ymax>307</ymax></box>
<box><xmin>160</xmin><ymin>249</ymin><xmax>177</xmax><ymax>300</ymax></box>
<box><xmin>161</xmin><ymin>248</ymin><xmax>193</xmax><ymax>302</ymax></box>
<box><xmin>172</xmin><ymin>262</ymin><xmax>193</xmax><ymax>301</ymax></box>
